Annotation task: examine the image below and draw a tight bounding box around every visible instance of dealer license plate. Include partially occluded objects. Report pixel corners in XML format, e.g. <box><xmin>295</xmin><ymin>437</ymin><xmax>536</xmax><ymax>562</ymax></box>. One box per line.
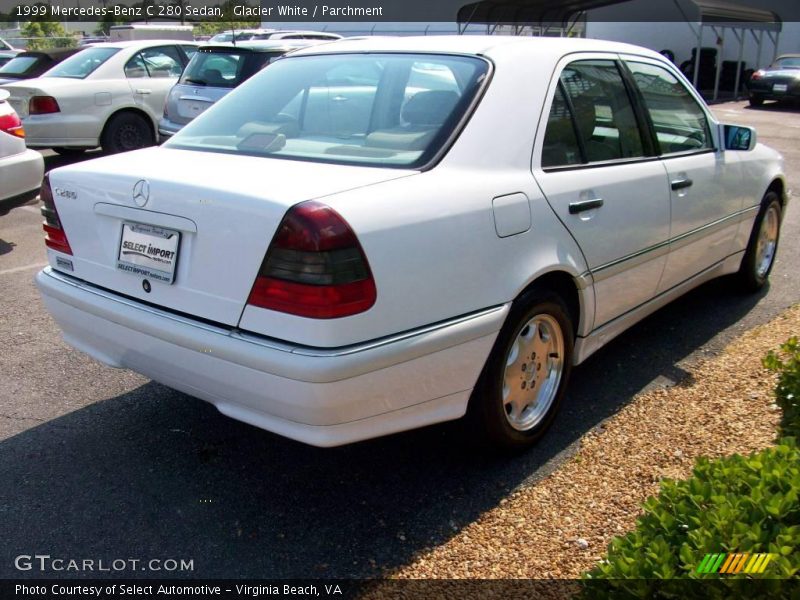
<box><xmin>117</xmin><ymin>222</ymin><xmax>180</xmax><ymax>284</ymax></box>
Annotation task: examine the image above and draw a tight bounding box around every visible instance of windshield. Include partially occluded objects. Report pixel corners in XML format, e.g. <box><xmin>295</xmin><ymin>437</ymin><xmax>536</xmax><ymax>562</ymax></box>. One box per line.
<box><xmin>775</xmin><ymin>57</ymin><xmax>800</xmax><ymax>69</ymax></box>
<box><xmin>166</xmin><ymin>53</ymin><xmax>490</xmax><ymax>168</ymax></box>
<box><xmin>0</xmin><ymin>55</ymin><xmax>40</xmax><ymax>76</ymax></box>
<box><xmin>44</xmin><ymin>47</ymin><xmax>119</xmax><ymax>79</ymax></box>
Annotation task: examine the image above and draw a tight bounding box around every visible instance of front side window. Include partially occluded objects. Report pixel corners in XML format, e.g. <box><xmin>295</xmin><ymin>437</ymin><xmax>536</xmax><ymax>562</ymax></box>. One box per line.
<box><xmin>627</xmin><ymin>61</ymin><xmax>713</xmax><ymax>154</ymax></box>
<box><xmin>166</xmin><ymin>53</ymin><xmax>490</xmax><ymax>168</ymax></box>
<box><xmin>44</xmin><ymin>47</ymin><xmax>119</xmax><ymax>79</ymax></box>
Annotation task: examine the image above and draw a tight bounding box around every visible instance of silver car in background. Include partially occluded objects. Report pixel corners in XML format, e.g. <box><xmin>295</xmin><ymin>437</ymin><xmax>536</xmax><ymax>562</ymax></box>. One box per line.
<box><xmin>158</xmin><ymin>39</ymin><xmax>327</xmax><ymax>141</ymax></box>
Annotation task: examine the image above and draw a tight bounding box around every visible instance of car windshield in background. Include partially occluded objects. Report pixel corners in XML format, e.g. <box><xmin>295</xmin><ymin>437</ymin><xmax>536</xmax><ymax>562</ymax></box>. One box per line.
<box><xmin>44</xmin><ymin>47</ymin><xmax>119</xmax><ymax>79</ymax></box>
<box><xmin>181</xmin><ymin>50</ymin><xmax>254</xmax><ymax>88</ymax></box>
<box><xmin>0</xmin><ymin>55</ymin><xmax>39</xmax><ymax>76</ymax></box>
<box><xmin>166</xmin><ymin>53</ymin><xmax>490</xmax><ymax>168</ymax></box>
<box><xmin>775</xmin><ymin>57</ymin><xmax>800</xmax><ymax>69</ymax></box>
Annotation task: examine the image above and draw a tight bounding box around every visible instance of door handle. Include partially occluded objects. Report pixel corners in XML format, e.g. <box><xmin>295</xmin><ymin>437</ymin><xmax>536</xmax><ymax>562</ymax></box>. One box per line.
<box><xmin>569</xmin><ymin>198</ymin><xmax>604</xmax><ymax>214</ymax></box>
<box><xmin>135</xmin><ymin>89</ymin><xmax>152</xmax><ymax>95</ymax></box>
<box><xmin>671</xmin><ymin>178</ymin><xmax>693</xmax><ymax>191</ymax></box>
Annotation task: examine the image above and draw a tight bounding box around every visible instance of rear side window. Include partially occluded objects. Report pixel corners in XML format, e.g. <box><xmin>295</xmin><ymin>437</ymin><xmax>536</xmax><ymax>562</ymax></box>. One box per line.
<box><xmin>560</xmin><ymin>60</ymin><xmax>645</xmax><ymax>163</ymax></box>
<box><xmin>626</xmin><ymin>62</ymin><xmax>713</xmax><ymax>154</ymax></box>
<box><xmin>542</xmin><ymin>86</ymin><xmax>582</xmax><ymax>168</ymax></box>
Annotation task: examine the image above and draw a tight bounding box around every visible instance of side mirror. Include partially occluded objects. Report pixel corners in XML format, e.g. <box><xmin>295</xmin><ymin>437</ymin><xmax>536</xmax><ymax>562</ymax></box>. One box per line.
<box><xmin>723</xmin><ymin>124</ymin><xmax>757</xmax><ymax>151</ymax></box>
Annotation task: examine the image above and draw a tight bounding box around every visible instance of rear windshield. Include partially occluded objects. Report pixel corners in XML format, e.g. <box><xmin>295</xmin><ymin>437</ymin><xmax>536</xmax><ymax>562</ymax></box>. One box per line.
<box><xmin>179</xmin><ymin>49</ymin><xmax>278</xmax><ymax>88</ymax></box>
<box><xmin>166</xmin><ymin>53</ymin><xmax>490</xmax><ymax>168</ymax></box>
<box><xmin>775</xmin><ymin>56</ymin><xmax>800</xmax><ymax>69</ymax></box>
<box><xmin>44</xmin><ymin>47</ymin><xmax>119</xmax><ymax>79</ymax></box>
<box><xmin>0</xmin><ymin>55</ymin><xmax>39</xmax><ymax>75</ymax></box>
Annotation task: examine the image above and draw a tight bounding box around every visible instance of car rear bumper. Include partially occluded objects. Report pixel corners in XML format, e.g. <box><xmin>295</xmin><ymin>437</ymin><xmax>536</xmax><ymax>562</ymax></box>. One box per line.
<box><xmin>36</xmin><ymin>267</ymin><xmax>505</xmax><ymax>447</ymax></box>
<box><xmin>158</xmin><ymin>117</ymin><xmax>185</xmax><ymax>142</ymax></box>
<box><xmin>21</xmin><ymin>114</ymin><xmax>100</xmax><ymax>148</ymax></box>
<box><xmin>0</xmin><ymin>148</ymin><xmax>43</xmax><ymax>203</ymax></box>
<box><xmin>748</xmin><ymin>79</ymin><xmax>800</xmax><ymax>99</ymax></box>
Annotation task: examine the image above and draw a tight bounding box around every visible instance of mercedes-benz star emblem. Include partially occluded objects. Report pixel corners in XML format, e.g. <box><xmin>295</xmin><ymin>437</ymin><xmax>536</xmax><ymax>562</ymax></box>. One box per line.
<box><xmin>132</xmin><ymin>179</ymin><xmax>150</xmax><ymax>207</ymax></box>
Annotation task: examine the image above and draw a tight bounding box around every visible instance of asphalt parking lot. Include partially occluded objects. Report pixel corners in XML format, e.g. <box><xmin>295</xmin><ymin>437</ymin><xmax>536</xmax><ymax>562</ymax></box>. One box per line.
<box><xmin>0</xmin><ymin>100</ymin><xmax>798</xmax><ymax>579</ymax></box>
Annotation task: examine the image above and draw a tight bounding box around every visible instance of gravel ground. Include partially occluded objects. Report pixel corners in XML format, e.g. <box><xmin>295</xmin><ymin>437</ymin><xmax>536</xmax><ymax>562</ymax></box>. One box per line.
<box><xmin>386</xmin><ymin>303</ymin><xmax>799</xmax><ymax>579</ymax></box>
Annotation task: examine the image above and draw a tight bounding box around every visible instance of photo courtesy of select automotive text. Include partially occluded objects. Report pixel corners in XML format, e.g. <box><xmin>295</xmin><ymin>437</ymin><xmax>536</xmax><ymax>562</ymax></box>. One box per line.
<box><xmin>0</xmin><ymin>0</ymin><xmax>799</xmax><ymax>597</ymax></box>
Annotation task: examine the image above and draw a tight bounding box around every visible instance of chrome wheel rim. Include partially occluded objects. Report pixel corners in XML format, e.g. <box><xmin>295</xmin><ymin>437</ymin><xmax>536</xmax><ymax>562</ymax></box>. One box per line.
<box><xmin>502</xmin><ymin>314</ymin><xmax>565</xmax><ymax>432</ymax></box>
<box><xmin>755</xmin><ymin>205</ymin><xmax>779</xmax><ymax>278</ymax></box>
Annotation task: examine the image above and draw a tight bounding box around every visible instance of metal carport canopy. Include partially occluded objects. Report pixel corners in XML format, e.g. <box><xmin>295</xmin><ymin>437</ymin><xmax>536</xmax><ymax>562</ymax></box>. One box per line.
<box><xmin>457</xmin><ymin>0</ymin><xmax>782</xmax><ymax>29</ymax></box>
<box><xmin>457</xmin><ymin>0</ymin><xmax>629</xmax><ymax>28</ymax></box>
<box><xmin>693</xmin><ymin>0</ymin><xmax>781</xmax><ymax>31</ymax></box>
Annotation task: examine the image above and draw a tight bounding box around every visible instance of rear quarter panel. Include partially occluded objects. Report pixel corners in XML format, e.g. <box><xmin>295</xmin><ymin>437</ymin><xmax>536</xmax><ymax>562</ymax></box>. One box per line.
<box><xmin>239</xmin><ymin>167</ymin><xmax>591</xmax><ymax>347</ymax></box>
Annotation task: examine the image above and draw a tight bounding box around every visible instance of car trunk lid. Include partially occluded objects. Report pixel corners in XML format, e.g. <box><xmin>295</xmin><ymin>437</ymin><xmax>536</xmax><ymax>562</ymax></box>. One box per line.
<box><xmin>46</xmin><ymin>146</ymin><xmax>414</xmax><ymax>327</ymax></box>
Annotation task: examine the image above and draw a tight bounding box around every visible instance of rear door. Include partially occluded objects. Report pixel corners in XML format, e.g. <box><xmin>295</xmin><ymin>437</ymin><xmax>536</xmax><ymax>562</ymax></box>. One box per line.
<box><xmin>125</xmin><ymin>45</ymin><xmax>186</xmax><ymax>119</ymax></box>
<box><xmin>533</xmin><ymin>57</ymin><xmax>670</xmax><ymax>329</ymax></box>
<box><xmin>623</xmin><ymin>59</ymin><xmax>744</xmax><ymax>292</ymax></box>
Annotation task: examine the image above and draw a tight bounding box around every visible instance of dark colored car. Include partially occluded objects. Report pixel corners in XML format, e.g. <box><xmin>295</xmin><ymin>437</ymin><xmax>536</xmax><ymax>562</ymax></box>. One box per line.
<box><xmin>747</xmin><ymin>54</ymin><xmax>800</xmax><ymax>106</ymax></box>
<box><xmin>0</xmin><ymin>48</ymin><xmax>82</xmax><ymax>85</ymax></box>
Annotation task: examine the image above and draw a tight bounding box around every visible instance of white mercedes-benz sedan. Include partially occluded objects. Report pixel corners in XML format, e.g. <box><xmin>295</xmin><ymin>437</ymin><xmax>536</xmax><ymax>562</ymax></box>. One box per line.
<box><xmin>3</xmin><ymin>40</ymin><xmax>197</xmax><ymax>155</ymax></box>
<box><xmin>36</xmin><ymin>37</ymin><xmax>787</xmax><ymax>448</ymax></box>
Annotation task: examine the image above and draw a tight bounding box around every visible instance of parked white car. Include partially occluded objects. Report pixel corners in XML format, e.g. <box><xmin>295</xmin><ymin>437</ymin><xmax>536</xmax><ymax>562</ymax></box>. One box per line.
<box><xmin>0</xmin><ymin>89</ymin><xmax>43</xmax><ymax>213</ymax></box>
<box><xmin>3</xmin><ymin>40</ymin><xmax>197</xmax><ymax>155</ymax></box>
<box><xmin>36</xmin><ymin>37</ymin><xmax>787</xmax><ymax>449</ymax></box>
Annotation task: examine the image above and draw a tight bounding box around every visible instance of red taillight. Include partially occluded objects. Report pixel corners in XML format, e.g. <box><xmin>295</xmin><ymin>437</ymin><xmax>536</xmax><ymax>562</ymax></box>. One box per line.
<box><xmin>751</xmin><ymin>69</ymin><xmax>766</xmax><ymax>81</ymax></box>
<box><xmin>40</xmin><ymin>174</ymin><xmax>73</xmax><ymax>255</ymax></box>
<box><xmin>247</xmin><ymin>201</ymin><xmax>376</xmax><ymax>319</ymax></box>
<box><xmin>29</xmin><ymin>96</ymin><xmax>60</xmax><ymax>115</ymax></box>
<box><xmin>0</xmin><ymin>111</ymin><xmax>24</xmax><ymax>138</ymax></box>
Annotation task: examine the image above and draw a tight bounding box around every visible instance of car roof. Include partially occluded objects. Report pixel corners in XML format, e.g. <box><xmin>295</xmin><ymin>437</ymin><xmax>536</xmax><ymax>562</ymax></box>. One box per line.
<box><xmin>87</xmin><ymin>40</ymin><xmax>199</xmax><ymax>50</ymax></box>
<box><xmin>775</xmin><ymin>54</ymin><xmax>800</xmax><ymax>60</ymax></box>
<box><xmin>266</xmin><ymin>30</ymin><xmax>342</xmax><ymax>37</ymax></box>
<box><xmin>200</xmin><ymin>39</ymin><xmax>331</xmax><ymax>52</ymax></box>
<box><xmin>289</xmin><ymin>35</ymin><xmax>664</xmax><ymax>61</ymax></box>
<box><xmin>17</xmin><ymin>47</ymin><xmax>81</xmax><ymax>59</ymax></box>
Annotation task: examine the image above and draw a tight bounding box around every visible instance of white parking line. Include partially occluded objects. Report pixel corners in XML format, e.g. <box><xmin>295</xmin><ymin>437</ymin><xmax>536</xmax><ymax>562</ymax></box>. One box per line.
<box><xmin>0</xmin><ymin>262</ymin><xmax>47</xmax><ymax>276</ymax></box>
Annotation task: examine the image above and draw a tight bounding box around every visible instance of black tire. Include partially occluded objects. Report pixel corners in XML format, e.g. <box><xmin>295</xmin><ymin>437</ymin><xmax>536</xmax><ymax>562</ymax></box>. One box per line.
<box><xmin>738</xmin><ymin>191</ymin><xmax>782</xmax><ymax>292</ymax></box>
<box><xmin>749</xmin><ymin>94</ymin><xmax>765</xmax><ymax>107</ymax></box>
<box><xmin>469</xmin><ymin>288</ymin><xmax>574</xmax><ymax>451</ymax></box>
<box><xmin>101</xmin><ymin>112</ymin><xmax>154</xmax><ymax>154</ymax></box>
<box><xmin>52</xmin><ymin>147</ymin><xmax>87</xmax><ymax>156</ymax></box>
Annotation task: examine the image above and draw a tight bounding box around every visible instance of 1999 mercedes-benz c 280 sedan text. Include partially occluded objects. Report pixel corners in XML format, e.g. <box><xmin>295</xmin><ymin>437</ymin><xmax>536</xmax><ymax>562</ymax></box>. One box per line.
<box><xmin>36</xmin><ymin>37</ymin><xmax>787</xmax><ymax>448</ymax></box>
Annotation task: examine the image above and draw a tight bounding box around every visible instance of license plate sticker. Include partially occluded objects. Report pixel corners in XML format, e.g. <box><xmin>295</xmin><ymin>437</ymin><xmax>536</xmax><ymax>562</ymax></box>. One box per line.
<box><xmin>117</xmin><ymin>222</ymin><xmax>180</xmax><ymax>284</ymax></box>
<box><xmin>773</xmin><ymin>84</ymin><xmax>789</xmax><ymax>93</ymax></box>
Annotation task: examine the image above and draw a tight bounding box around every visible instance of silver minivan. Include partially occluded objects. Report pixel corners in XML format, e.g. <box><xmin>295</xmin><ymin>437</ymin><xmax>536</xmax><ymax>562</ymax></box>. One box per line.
<box><xmin>158</xmin><ymin>40</ymin><xmax>326</xmax><ymax>141</ymax></box>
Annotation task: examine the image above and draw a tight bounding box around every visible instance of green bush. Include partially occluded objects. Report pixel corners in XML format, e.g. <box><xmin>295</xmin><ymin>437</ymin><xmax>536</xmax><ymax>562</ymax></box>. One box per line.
<box><xmin>764</xmin><ymin>337</ymin><xmax>800</xmax><ymax>439</ymax></box>
<box><xmin>583</xmin><ymin>442</ymin><xmax>799</xmax><ymax>581</ymax></box>
<box><xmin>582</xmin><ymin>338</ymin><xmax>800</xmax><ymax>595</ymax></box>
